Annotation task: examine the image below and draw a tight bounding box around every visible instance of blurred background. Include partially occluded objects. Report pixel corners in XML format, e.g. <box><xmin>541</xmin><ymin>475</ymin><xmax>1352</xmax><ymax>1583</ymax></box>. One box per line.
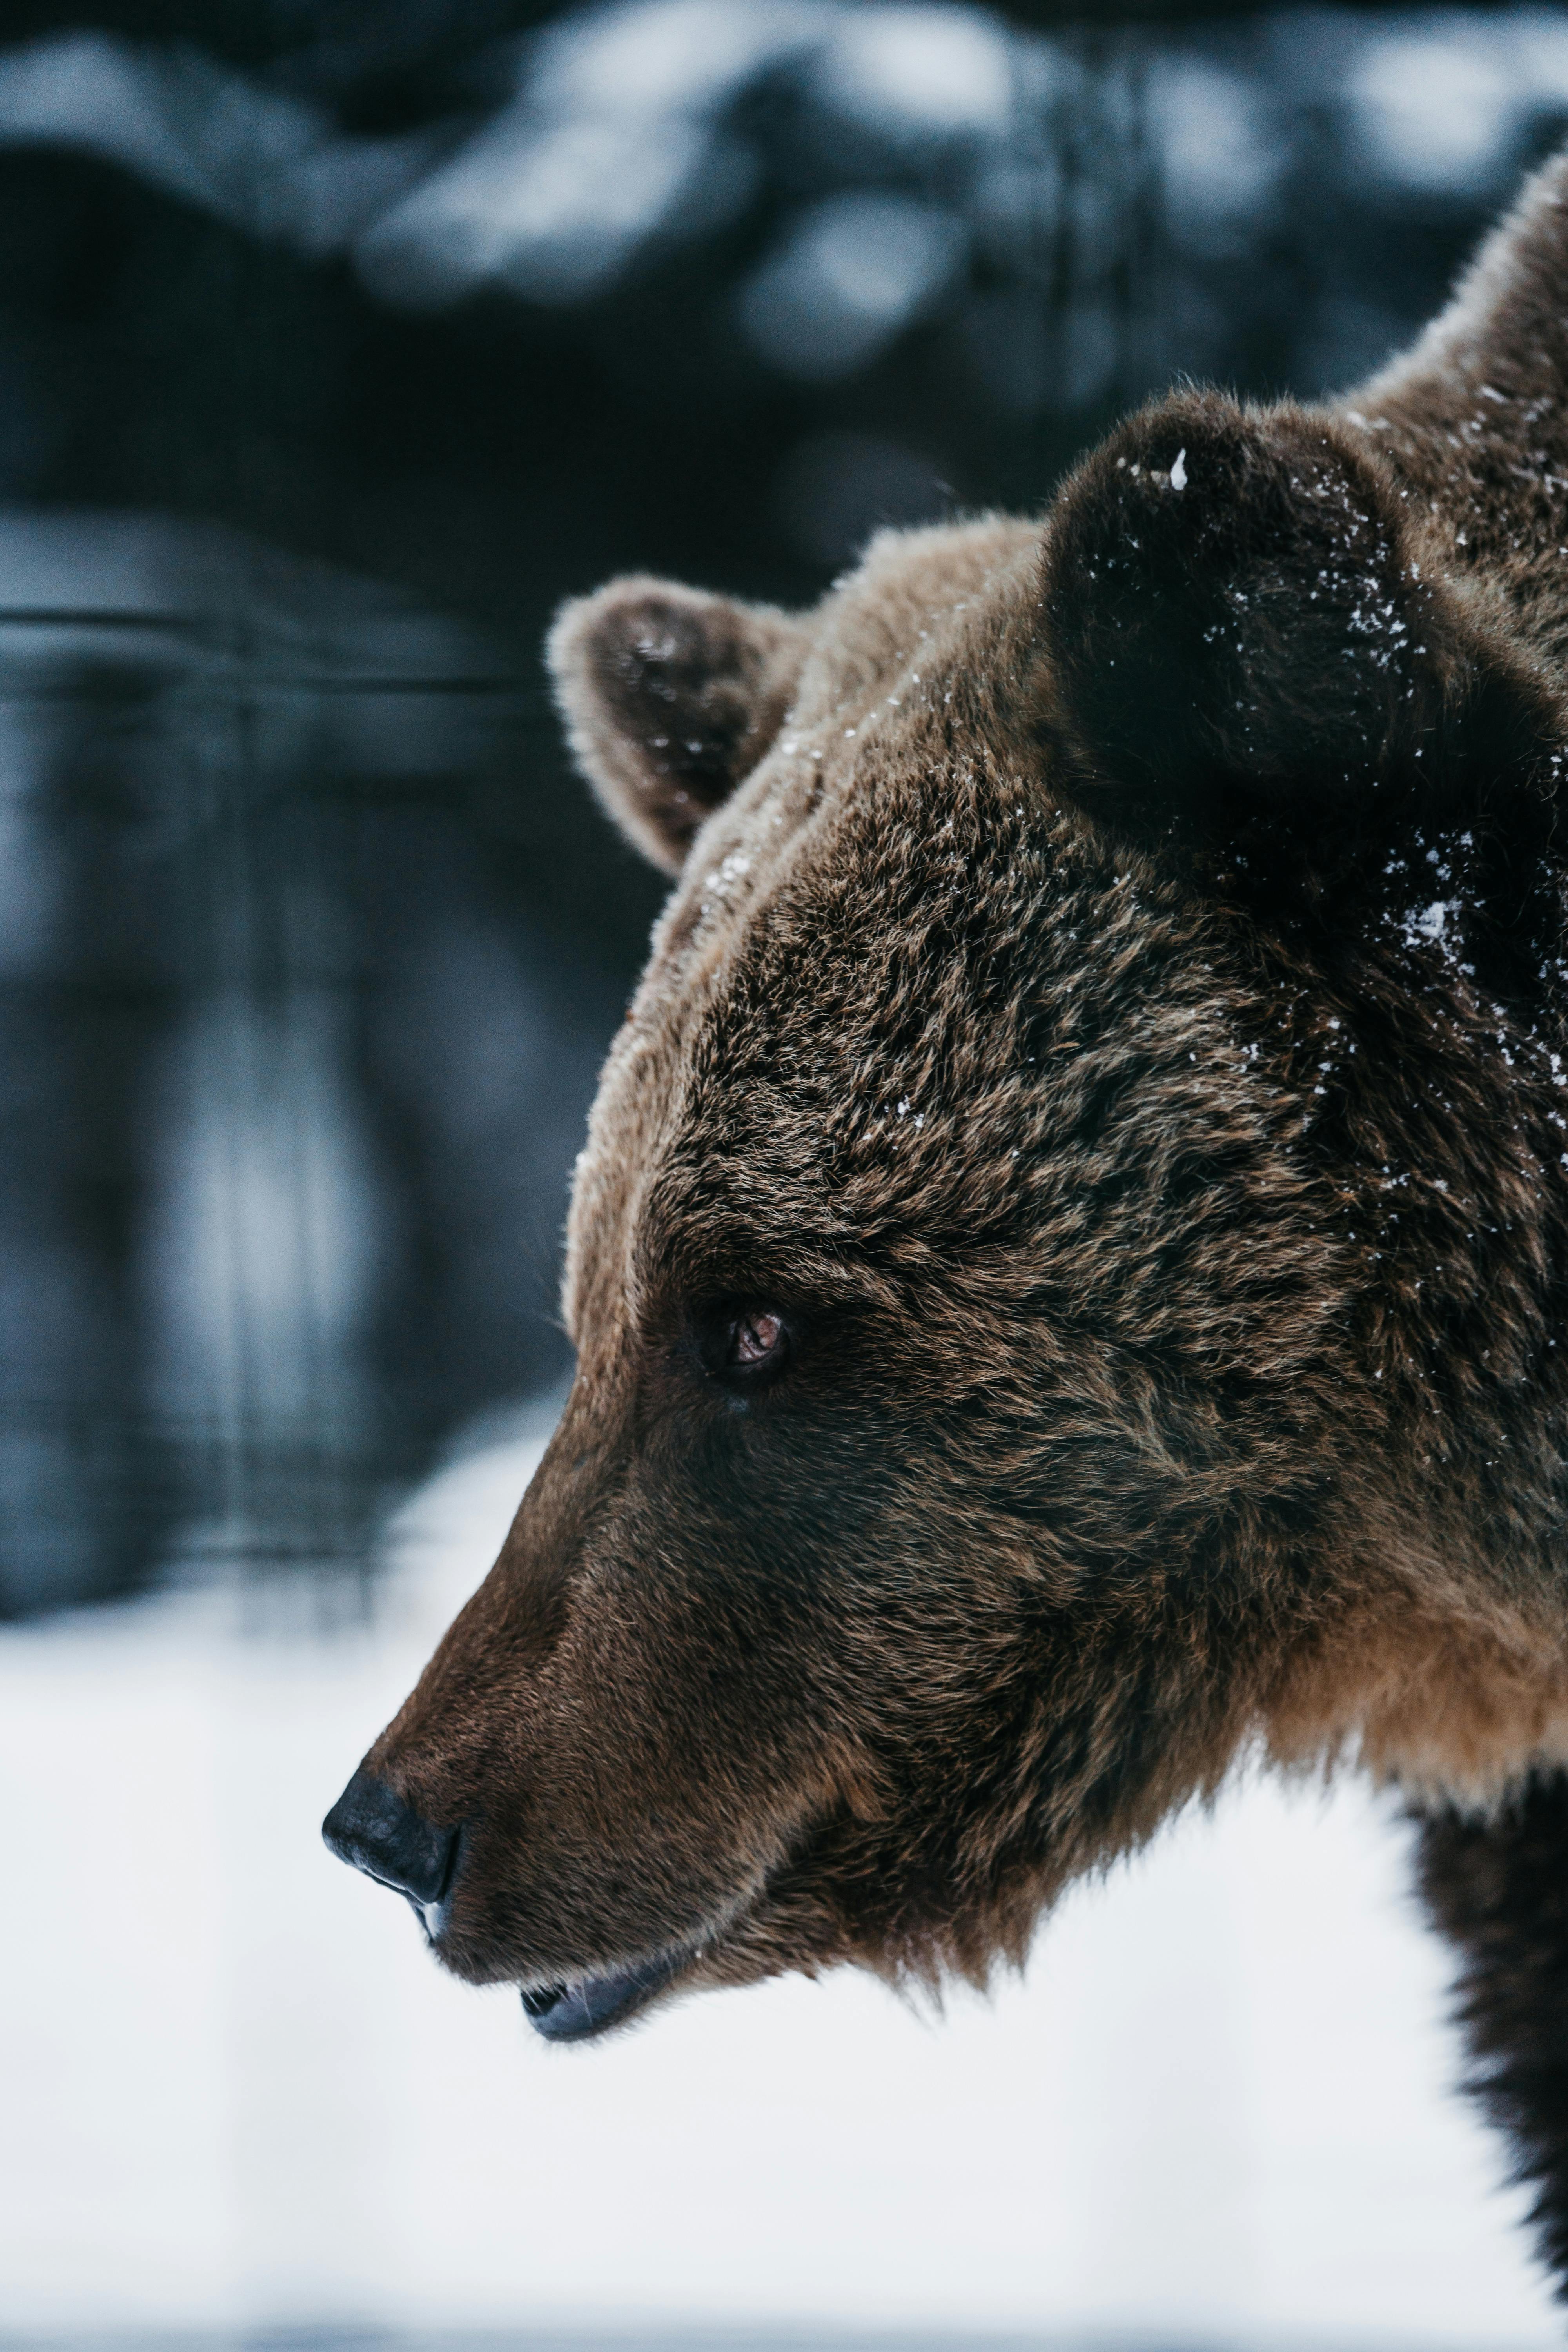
<box><xmin>3</xmin><ymin>1</ymin><xmax>1568</xmax><ymax>2345</ymax></box>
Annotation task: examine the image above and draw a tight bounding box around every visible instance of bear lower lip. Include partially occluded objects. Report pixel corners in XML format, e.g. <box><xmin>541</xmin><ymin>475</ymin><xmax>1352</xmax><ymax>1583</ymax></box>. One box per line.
<box><xmin>521</xmin><ymin>1947</ymin><xmax>684</xmax><ymax>2041</ymax></box>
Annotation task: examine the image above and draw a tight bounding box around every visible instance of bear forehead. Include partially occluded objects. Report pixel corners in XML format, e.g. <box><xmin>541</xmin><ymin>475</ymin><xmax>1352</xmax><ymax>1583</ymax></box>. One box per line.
<box><xmin>783</xmin><ymin>511</ymin><xmax>1042</xmax><ymax>732</ymax></box>
<box><xmin>569</xmin><ymin>798</ymin><xmax>1049</xmax><ymax>1330</ymax></box>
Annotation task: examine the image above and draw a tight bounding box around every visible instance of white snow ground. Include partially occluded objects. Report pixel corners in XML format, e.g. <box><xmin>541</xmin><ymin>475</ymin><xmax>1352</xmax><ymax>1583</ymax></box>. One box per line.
<box><xmin>0</xmin><ymin>1396</ymin><xmax>1560</xmax><ymax>2349</ymax></box>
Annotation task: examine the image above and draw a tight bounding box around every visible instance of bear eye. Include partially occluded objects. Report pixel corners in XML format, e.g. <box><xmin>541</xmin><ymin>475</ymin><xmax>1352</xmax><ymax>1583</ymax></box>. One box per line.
<box><xmin>690</xmin><ymin>1298</ymin><xmax>795</xmax><ymax>1390</ymax></box>
<box><xmin>728</xmin><ymin>1308</ymin><xmax>785</xmax><ymax>1370</ymax></box>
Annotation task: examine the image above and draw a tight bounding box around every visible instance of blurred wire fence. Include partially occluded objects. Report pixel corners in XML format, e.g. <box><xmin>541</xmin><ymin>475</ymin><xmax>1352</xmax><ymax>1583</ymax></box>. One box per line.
<box><xmin>0</xmin><ymin>515</ymin><xmax>612</xmax><ymax>1613</ymax></box>
<box><xmin>0</xmin><ymin>0</ymin><xmax>1564</xmax><ymax>1616</ymax></box>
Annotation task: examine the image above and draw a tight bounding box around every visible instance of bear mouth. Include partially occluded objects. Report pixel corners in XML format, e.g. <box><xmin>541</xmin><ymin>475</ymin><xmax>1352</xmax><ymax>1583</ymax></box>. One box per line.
<box><xmin>519</xmin><ymin>1944</ymin><xmax>688</xmax><ymax>2041</ymax></box>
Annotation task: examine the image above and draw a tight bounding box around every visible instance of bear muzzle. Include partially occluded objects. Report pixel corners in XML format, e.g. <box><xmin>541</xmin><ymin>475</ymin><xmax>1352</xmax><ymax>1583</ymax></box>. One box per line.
<box><xmin>324</xmin><ymin>1764</ymin><xmax>718</xmax><ymax>2038</ymax></box>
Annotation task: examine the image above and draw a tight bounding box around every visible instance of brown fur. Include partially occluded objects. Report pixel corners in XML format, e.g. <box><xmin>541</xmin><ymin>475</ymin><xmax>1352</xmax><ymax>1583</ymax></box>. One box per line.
<box><xmin>350</xmin><ymin>149</ymin><xmax>1568</xmax><ymax>2121</ymax></box>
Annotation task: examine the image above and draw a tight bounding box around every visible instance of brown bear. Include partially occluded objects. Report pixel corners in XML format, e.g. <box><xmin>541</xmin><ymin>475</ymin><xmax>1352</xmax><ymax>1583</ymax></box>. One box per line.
<box><xmin>327</xmin><ymin>145</ymin><xmax>1568</xmax><ymax>2291</ymax></box>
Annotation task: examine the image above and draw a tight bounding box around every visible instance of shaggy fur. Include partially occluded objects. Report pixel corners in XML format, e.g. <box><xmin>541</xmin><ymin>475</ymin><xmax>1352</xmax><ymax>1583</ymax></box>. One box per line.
<box><xmin>338</xmin><ymin>145</ymin><xmax>1568</xmax><ymax>2290</ymax></box>
<box><xmin>1417</xmin><ymin>1771</ymin><xmax>1568</xmax><ymax>2289</ymax></box>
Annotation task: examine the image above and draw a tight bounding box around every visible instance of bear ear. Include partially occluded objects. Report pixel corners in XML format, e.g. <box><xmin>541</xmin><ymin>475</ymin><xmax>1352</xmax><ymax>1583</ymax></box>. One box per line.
<box><xmin>1036</xmin><ymin>393</ymin><xmax>1564</xmax><ymax>886</ymax></box>
<box><xmin>547</xmin><ymin>577</ymin><xmax>808</xmax><ymax>874</ymax></box>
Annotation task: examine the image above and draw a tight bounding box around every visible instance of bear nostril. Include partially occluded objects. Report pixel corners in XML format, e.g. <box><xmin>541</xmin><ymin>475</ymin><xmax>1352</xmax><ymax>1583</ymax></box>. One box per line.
<box><xmin>321</xmin><ymin>1768</ymin><xmax>458</xmax><ymax>1910</ymax></box>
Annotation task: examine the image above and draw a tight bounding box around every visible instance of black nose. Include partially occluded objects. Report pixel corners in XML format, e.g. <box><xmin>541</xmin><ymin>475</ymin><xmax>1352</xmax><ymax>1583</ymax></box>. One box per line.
<box><xmin>322</xmin><ymin>1768</ymin><xmax>458</xmax><ymax>1909</ymax></box>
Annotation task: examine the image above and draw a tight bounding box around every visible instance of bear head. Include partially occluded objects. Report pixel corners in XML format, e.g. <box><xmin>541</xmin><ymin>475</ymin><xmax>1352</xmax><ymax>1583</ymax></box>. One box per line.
<box><xmin>330</xmin><ymin>391</ymin><xmax>1568</xmax><ymax>2040</ymax></box>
